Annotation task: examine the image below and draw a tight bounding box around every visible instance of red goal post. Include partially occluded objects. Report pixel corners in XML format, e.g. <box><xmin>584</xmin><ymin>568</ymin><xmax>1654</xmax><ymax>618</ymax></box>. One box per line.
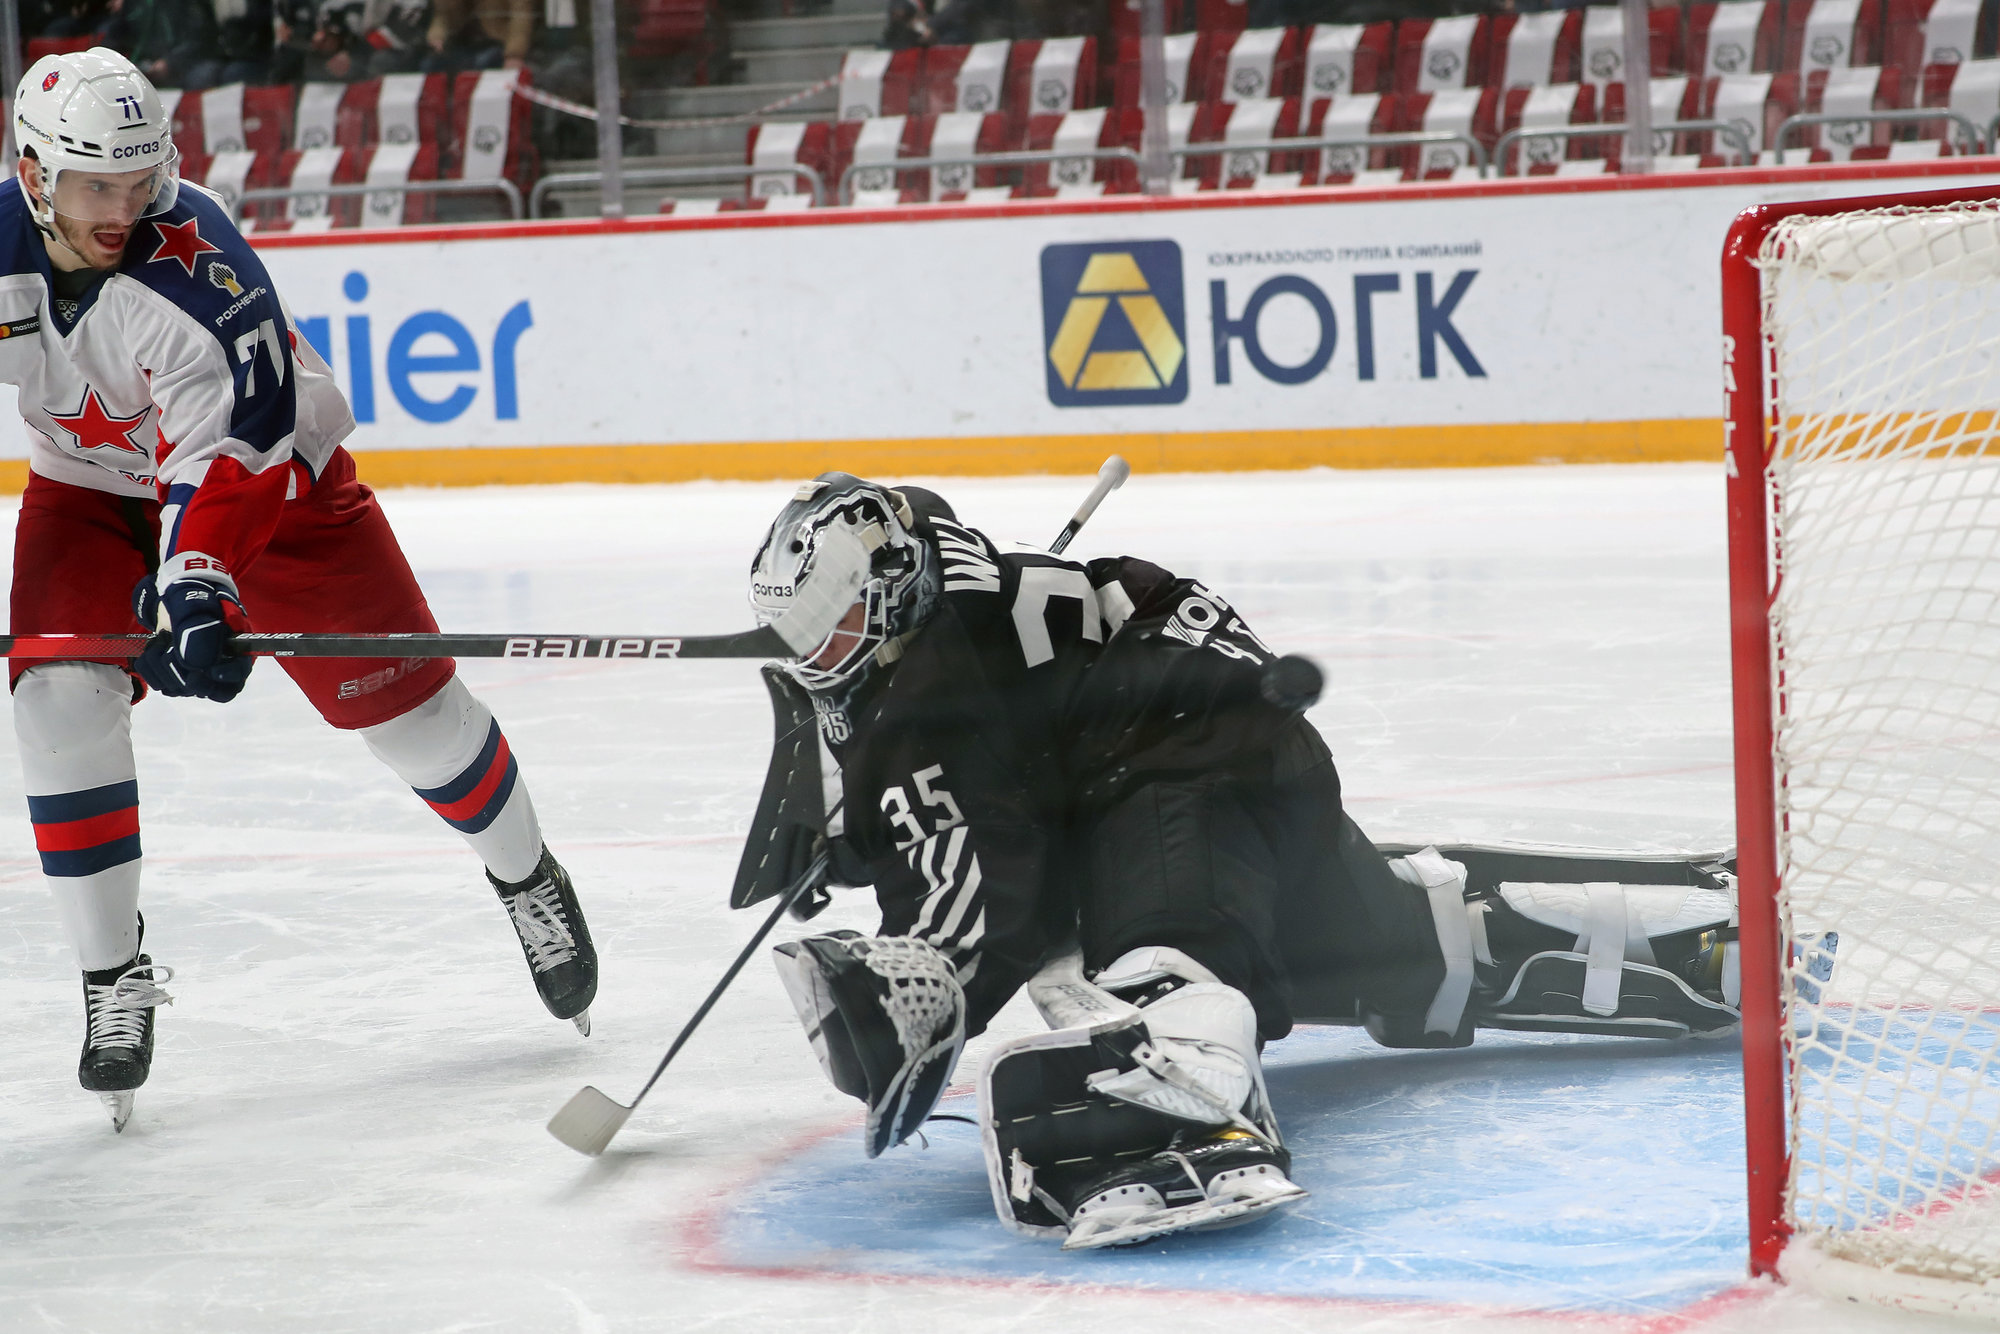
<box><xmin>1725</xmin><ymin>183</ymin><xmax>2000</xmax><ymax>1311</ymax></box>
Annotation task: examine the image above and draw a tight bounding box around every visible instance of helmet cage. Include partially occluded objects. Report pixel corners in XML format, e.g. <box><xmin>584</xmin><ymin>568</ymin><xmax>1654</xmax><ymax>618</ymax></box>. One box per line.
<box><xmin>750</xmin><ymin>477</ymin><xmax>938</xmax><ymax>695</ymax></box>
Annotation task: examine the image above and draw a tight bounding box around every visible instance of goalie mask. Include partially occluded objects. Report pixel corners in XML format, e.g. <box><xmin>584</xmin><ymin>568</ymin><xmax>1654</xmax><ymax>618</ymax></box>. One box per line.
<box><xmin>14</xmin><ymin>49</ymin><xmax>181</xmax><ymax>250</ymax></box>
<box><xmin>749</xmin><ymin>474</ymin><xmax>940</xmax><ymax>695</ymax></box>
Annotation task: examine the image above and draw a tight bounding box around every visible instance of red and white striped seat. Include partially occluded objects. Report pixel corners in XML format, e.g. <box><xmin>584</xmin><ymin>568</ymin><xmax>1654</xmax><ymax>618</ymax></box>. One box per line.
<box><xmin>836</xmin><ymin>49</ymin><xmax>921</xmax><ymax>119</ymax></box>
<box><xmin>745</xmin><ymin>121</ymin><xmax>833</xmax><ymax>200</ymax></box>
<box><xmin>1501</xmin><ymin>82</ymin><xmax>1598</xmax><ymax>171</ymax></box>
<box><xmin>1803</xmin><ymin>65</ymin><xmax>1905</xmax><ymax>158</ymax></box>
<box><xmin>912</xmin><ymin>111</ymin><xmax>1014</xmax><ymax>199</ymax></box>
<box><xmin>1688</xmin><ymin>0</ymin><xmax>1782</xmax><ymax>76</ymax></box>
<box><xmin>358</xmin><ymin>140</ymin><xmax>441</xmax><ymax>227</ymax></box>
<box><xmin>1303</xmin><ymin>91</ymin><xmax>1393</xmax><ymax>181</ymax></box>
<box><xmin>1489</xmin><ymin>10</ymin><xmax>1583</xmax><ymax>87</ymax></box>
<box><xmin>270</xmin><ymin>146</ymin><xmax>363</xmax><ymax>231</ymax></box>
<box><xmin>1920</xmin><ymin>57</ymin><xmax>2000</xmax><ymax>146</ymax></box>
<box><xmin>1694</xmin><ymin>70</ymin><xmax>1803</xmax><ymax>156</ymax></box>
<box><xmin>1600</xmin><ymin>75</ymin><xmax>1700</xmax><ymax>163</ymax></box>
<box><xmin>1402</xmin><ymin>87</ymin><xmax>1497</xmax><ymax>177</ymax></box>
<box><xmin>1887</xmin><ymin>0</ymin><xmax>1986</xmax><ymax>70</ymax></box>
<box><xmin>924</xmin><ymin>41</ymin><xmax>1012</xmax><ymax>116</ymax></box>
<box><xmin>1205</xmin><ymin>27</ymin><xmax>1301</xmax><ymax>103</ymax></box>
<box><xmin>1207</xmin><ymin>95</ymin><xmax>1299</xmax><ymax>186</ymax></box>
<box><xmin>841</xmin><ymin>114</ymin><xmax>918</xmax><ymax>200</ymax></box>
<box><xmin>1580</xmin><ymin>6</ymin><xmax>1682</xmax><ymax>90</ymax></box>
<box><xmin>1008</xmin><ymin>37</ymin><xmax>1097</xmax><ymax>120</ymax></box>
<box><xmin>1784</xmin><ymin>0</ymin><xmax>1884</xmax><ymax>75</ymax></box>
<box><xmin>449</xmin><ymin>69</ymin><xmax>534</xmax><ymax>191</ymax></box>
<box><xmin>1023</xmin><ymin>107</ymin><xmax>1120</xmax><ymax>194</ymax></box>
<box><xmin>292</xmin><ymin>82</ymin><xmax>349</xmax><ymax>151</ymax></box>
<box><xmin>1302</xmin><ymin>23</ymin><xmax>1391</xmax><ymax>100</ymax></box>
<box><xmin>1113</xmin><ymin>31</ymin><xmax>1201</xmax><ymax>105</ymax></box>
<box><xmin>1394</xmin><ymin>15</ymin><xmax>1490</xmax><ymax>94</ymax></box>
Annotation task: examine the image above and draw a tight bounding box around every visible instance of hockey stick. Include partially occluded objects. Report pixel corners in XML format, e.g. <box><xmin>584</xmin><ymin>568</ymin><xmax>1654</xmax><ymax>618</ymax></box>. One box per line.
<box><xmin>546</xmin><ymin>852</ymin><xmax>829</xmax><ymax>1157</ymax></box>
<box><xmin>1048</xmin><ymin>455</ymin><xmax>1130</xmax><ymax>556</ymax></box>
<box><xmin>9</xmin><ymin>527</ymin><xmax>874</xmax><ymax>664</ymax></box>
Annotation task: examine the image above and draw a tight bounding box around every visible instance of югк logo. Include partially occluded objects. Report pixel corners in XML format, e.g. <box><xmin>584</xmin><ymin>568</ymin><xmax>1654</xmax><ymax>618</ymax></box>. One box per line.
<box><xmin>1040</xmin><ymin>240</ymin><xmax>1188</xmax><ymax>407</ymax></box>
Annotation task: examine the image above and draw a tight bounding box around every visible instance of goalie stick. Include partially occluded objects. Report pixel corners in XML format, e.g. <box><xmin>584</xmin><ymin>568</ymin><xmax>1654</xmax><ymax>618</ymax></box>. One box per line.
<box><xmin>1049</xmin><ymin>455</ymin><xmax>1129</xmax><ymax>555</ymax></box>
<box><xmin>547</xmin><ymin>852</ymin><xmax>830</xmax><ymax>1156</ymax></box>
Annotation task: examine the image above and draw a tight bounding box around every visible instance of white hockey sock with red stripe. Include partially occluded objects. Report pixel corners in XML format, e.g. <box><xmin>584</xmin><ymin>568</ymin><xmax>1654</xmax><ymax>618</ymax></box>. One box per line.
<box><xmin>360</xmin><ymin>675</ymin><xmax>543</xmax><ymax>883</ymax></box>
<box><xmin>14</xmin><ymin>662</ymin><xmax>144</xmax><ymax>972</ymax></box>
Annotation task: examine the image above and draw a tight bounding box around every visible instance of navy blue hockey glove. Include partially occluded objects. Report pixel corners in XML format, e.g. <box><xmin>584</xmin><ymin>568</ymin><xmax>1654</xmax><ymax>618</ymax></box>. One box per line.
<box><xmin>132</xmin><ymin>558</ymin><xmax>254</xmax><ymax>703</ymax></box>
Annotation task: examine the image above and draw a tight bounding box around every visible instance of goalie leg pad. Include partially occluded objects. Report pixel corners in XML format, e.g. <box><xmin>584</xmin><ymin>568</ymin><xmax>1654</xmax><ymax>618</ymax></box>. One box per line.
<box><xmin>772</xmin><ymin>930</ymin><xmax>966</xmax><ymax>1157</ymax></box>
<box><xmin>980</xmin><ymin>947</ymin><xmax>1301</xmax><ymax>1242</ymax></box>
<box><xmin>1473</xmin><ymin>882</ymin><xmax>1742</xmax><ymax>1037</ymax></box>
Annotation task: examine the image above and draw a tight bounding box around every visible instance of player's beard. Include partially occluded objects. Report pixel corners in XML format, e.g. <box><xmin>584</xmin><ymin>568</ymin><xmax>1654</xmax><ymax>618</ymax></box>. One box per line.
<box><xmin>51</xmin><ymin>210</ymin><xmax>132</xmax><ymax>271</ymax></box>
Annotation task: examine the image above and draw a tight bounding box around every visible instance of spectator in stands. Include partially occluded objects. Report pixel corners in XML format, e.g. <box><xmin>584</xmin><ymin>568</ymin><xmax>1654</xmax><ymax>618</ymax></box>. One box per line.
<box><xmin>425</xmin><ymin>0</ymin><xmax>535</xmax><ymax>71</ymax></box>
<box><xmin>38</xmin><ymin>0</ymin><xmax>109</xmax><ymax>40</ymax></box>
<box><xmin>275</xmin><ymin>0</ymin><xmax>427</xmax><ymax>79</ymax></box>
<box><xmin>98</xmin><ymin>0</ymin><xmax>233</xmax><ymax>87</ymax></box>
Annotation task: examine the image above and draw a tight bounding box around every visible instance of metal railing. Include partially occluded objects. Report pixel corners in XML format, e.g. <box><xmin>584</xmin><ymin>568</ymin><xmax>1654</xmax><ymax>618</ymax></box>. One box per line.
<box><xmin>228</xmin><ymin>177</ymin><xmax>525</xmax><ymax>225</ymax></box>
<box><xmin>838</xmin><ymin>146</ymin><xmax>1143</xmax><ymax>205</ymax></box>
<box><xmin>1493</xmin><ymin>120</ymin><xmax>1756</xmax><ymax>174</ymax></box>
<box><xmin>1174</xmin><ymin>130</ymin><xmax>1492</xmax><ymax>178</ymax></box>
<box><xmin>1774</xmin><ymin>107</ymin><xmax>1990</xmax><ymax>156</ymax></box>
<box><xmin>530</xmin><ymin>163</ymin><xmax>827</xmax><ymax>216</ymax></box>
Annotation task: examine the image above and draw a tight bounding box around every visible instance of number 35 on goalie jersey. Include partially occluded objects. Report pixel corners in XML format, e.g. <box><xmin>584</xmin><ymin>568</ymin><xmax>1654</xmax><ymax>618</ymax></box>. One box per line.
<box><xmin>834</xmin><ymin>517</ymin><xmax>1297</xmax><ymax>1031</ymax></box>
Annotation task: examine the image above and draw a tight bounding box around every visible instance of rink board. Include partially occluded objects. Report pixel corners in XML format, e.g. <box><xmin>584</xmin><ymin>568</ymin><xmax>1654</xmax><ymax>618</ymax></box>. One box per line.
<box><xmin>692</xmin><ymin>1026</ymin><xmax>1757</xmax><ymax>1318</ymax></box>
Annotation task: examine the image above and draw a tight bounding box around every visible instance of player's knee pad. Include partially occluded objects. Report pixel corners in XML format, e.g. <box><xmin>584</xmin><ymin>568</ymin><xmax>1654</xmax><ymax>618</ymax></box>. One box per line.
<box><xmin>771</xmin><ymin>930</ymin><xmax>966</xmax><ymax>1158</ymax></box>
<box><xmin>978</xmin><ymin>948</ymin><xmax>1283</xmax><ymax>1238</ymax></box>
<box><xmin>14</xmin><ymin>662</ymin><xmax>136</xmax><ymax>790</ymax></box>
<box><xmin>1471</xmin><ymin>880</ymin><xmax>1741</xmax><ymax>1038</ymax></box>
<box><xmin>357</xmin><ymin>674</ymin><xmax>488</xmax><ymax>785</ymax></box>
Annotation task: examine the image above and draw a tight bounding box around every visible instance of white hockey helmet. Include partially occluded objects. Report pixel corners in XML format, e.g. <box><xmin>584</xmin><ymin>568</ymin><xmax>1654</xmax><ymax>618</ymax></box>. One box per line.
<box><xmin>14</xmin><ymin>47</ymin><xmax>180</xmax><ymax>232</ymax></box>
<box><xmin>749</xmin><ymin>474</ymin><xmax>941</xmax><ymax>694</ymax></box>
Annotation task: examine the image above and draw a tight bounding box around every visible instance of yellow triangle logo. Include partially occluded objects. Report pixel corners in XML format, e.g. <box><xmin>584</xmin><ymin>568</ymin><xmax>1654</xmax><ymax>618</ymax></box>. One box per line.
<box><xmin>1047</xmin><ymin>253</ymin><xmax>1186</xmax><ymax>392</ymax></box>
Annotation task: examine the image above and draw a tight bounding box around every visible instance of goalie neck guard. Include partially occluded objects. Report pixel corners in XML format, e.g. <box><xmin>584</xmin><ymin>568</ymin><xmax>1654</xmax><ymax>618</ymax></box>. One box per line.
<box><xmin>748</xmin><ymin>474</ymin><xmax>941</xmax><ymax>696</ymax></box>
<box><xmin>13</xmin><ymin>49</ymin><xmax>181</xmax><ymax>245</ymax></box>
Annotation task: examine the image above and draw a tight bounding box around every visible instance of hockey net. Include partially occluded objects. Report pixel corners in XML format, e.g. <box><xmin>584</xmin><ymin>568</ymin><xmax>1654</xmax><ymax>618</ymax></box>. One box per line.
<box><xmin>1729</xmin><ymin>191</ymin><xmax>2000</xmax><ymax>1315</ymax></box>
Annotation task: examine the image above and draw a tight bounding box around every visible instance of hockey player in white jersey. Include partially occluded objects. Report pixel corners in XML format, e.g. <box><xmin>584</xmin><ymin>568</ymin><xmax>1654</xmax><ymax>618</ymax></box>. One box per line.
<box><xmin>733</xmin><ymin>476</ymin><xmax>1748</xmax><ymax>1250</ymax></box>
<box><xmin>6</xmin><ymin>49</ymin><xmax>597</xmax><ymax>1132</ymax></box>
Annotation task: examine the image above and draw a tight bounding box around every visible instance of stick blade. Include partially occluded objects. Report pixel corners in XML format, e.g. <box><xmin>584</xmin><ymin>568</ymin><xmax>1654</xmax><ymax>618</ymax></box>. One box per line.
<box><xmin>547</xmin><ymin>1085</ymin><xmax>632</xmax><ymax>1156</ymax></box>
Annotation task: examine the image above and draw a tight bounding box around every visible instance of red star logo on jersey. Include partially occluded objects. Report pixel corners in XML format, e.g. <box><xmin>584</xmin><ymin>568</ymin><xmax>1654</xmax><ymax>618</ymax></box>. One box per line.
<box><xmin>50</xmin><ymin>388</ymin><xmax>150</xmax><ymax>455</ymax></box>
<box><xmin>147</xmin><ymin>216</ymin><xmax>222</xmax><ymax>277</ymax></box>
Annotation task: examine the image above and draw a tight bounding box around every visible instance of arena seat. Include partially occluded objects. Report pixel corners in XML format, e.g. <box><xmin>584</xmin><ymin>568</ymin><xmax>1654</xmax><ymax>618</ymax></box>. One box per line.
<box><xmin>1687</xmin><ymin>1</ymin><xmax>1782</xmax><ymax>75</ymax></box>
<box><xmin>1393</xmin><ymin>15</ymin><xmax>1491</xmax><ymax>95</ymax></box>
<box><xmin>1203</xmin><ymin>27</ymin><xmax>1302</xmax><ymax>103</ymax></box>
<box><xmin>1885</xmin><ymin>0</ymin><xmax>1993</xmax><ymax>69</ymax></box>
<box><xmin>1801</xmin><ymin>64</ymin><xmax>1908</xmax><ymax>156</ymax></box>
<box><xmin>1599</xmin><ymin>75</ymin><xmax>1700</xmax><ymax>163</ymax></box>
<box><xmin>1782</xmin><ymin>0</ymin><xmax>1886</xmax><ymax>74</ymax></box>
<box><xmin>269</xmin><ymin>146</ymin><xmax>363</xmax><ymax>231</ymax></box>
<box><xmin>909</xmin><ymin>111</ymin><xmax>1016</xmax><ymax>199</ymax></box>
<box><xmin>1488</xmin><ymin>10</ymin><xmax>1584</xmax><ymax>87</ymax></box>
<box><xmin>745</xmin><ymin>121</ymin><xmax>833</xmax><ymax>200</ymax></box>
<box><xmin>923</xmin><ymin>41</ymin><xmax>1012</xmax><ymax>116</ymax></box>
<box><xmin>185</xmin><ymin>149</ymin><xmax>277</xmax><ymax>228</ymax></box>
<box><xmin>1006</xmin><ymin>37</ymin><xmax>1097</xmax><ymax>122</ymax></box>
<box><xmin>177</xmin><ymin>84</ymin><xmax>293</xmax><ymax>159</ymax></box>
<box><xmin>1112</xmin><ymin>31</ymin><xmax>1202</xmax><ymax>104</ymax></box>
<box><xmin>359</xmin><ymin>140</ymin><xmax>441</xmax><ymax>227</ymax></box>
<box><xmin>1302</xmin><ymin>89</ymin><xmax>1395</xmax><ymax>181</ymax></box>
<box><xmin>1106</xmin><ymin>0</ymin><xmax>1192</xmax><ymax>49</ymax></box>
<box><xmin>447</xmin><ymin>69</ymin><xmax>537</xmax><ymax>203</ymax></box>
<box><xmin>1580</xmin><ymin>6</ymin><xmax>1683</xmax><ymax>90</ymax></box>
<box><xmin>1023</xmin><ymin>106</ymin><xmax>1124</xmax><ymax>194</ymax></box>
<box><xmin>1500</xmin><ymin>82</ymin><xmax>1600</xmax><ymax>172</ymax></box>
<box><xmin>24</xmin><ymin>36</ymin><xmax>94</xmax><ymax>62</ymax></box>
<box><xmin>838</xmin><ymin>114</ymin><xmax>921</xmax><ymax>201</ymax></box>
<box><xmin>1108</xmin><ymin>102</ymin><xmax>1202</xmax><ymax>186</ymax></box>
<box><xmin>340</xmin><ymin>74</ymin><xmax>451</xmax><ymax>149</ymax></box>
<box><xmin>1400</xmin><ymin>86</ymin><xmax>1499</xmax><ymax>177</ymax></box>
<box><xmin>1691</xmin><ymin>70</ymin><xmax>1802</xmax><ymax>155</ymax></box>
<box><xmin>836</xmin><ymin>49</ymin><xmax>922</xmax><ymax>119</ymax></box>
<box><xmin>292</xmin><ymin>83</ymin><xmax>346</xmax><ymax>151</ymax></box>
<box><xmin>1302</xmin><ymin>22</ymin><xmax>1393</xmax><ymax>100</ymax></box>
<box><xmin>1201</xmin><ymin>95</ymin><xmax>1300</xmax><ymax>186</ymax></box>
<box><xmin>1919</xmin><ymin>56</ymin><xmax>2000</xmax><ymax>144</ymax></box>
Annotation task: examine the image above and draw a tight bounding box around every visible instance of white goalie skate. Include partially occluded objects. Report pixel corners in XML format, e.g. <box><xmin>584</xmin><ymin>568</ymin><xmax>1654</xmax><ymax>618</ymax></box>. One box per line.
<box><xmin>1060</xmin><ymin>1127</ymin><xmax>1309</xmax><ymax>1250</ymax></box>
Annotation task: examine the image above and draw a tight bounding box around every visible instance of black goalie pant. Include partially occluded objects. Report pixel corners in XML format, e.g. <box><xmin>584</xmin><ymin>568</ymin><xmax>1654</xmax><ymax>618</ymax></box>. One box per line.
<box><xmin>1076</xmin><ymin>754</ymin><xmax>1449</xmax><ymax>1044</ymax></box>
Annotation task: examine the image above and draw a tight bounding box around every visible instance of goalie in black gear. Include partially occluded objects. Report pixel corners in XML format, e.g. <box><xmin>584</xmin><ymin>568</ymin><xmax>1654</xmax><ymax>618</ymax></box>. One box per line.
<box><xmin>735</xmin><ymin>473</ymin><xmax>1746</xmax><ymax>1250</ymax></box>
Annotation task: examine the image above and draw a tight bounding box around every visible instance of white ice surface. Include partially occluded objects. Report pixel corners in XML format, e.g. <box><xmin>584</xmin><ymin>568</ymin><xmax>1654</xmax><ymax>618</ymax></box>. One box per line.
<box><xmin>0</xmin><ymin>466</ymin><xmax>1929</xmax><ymax>1332</ymax></box>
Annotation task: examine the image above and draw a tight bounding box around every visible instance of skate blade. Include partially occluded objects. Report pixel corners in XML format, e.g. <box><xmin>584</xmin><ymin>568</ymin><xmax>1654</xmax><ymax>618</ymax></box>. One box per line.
<box><xmin>1062</xmin><ymin>1182</ymin><xmax>1307</xmax><ymax>1251</ymax></box>
<box><xmin>99</xmin><ymin>1091</ymin><xmax>134</xmax><ymax>1133</ymax></box>
<box><xmin>547</xmin><ymin>1085</ymin><xmax>630</xmax><ymax>1157</ymax></box>
<box><xmin>572</xmin><ymin>1010</ymin><xmax>592</xmax><ymax>1037</ymax></box>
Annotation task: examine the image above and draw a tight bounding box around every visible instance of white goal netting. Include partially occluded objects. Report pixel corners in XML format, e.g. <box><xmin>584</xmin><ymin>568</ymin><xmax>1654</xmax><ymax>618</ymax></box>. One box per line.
<box><xmin>1759</xmin><ymin>198</ymin><xmax>2000</xmax><ymax>1306</ymax></box>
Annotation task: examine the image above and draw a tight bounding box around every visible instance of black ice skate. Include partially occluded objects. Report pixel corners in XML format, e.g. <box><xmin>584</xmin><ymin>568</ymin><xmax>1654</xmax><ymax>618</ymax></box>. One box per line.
<box><xmin>1059</xmin><ymin>1128</ymin><xmax>1308</xmax><ymax>1251</ymax></box>
<box><xmin>491</xmin><ymin>848</ymin><xmax>597</xmax><ymax>1035</ymax></box>
<box><xmin>79</xmin><ymin>953</ymin><xmax>175</xmax><ymax>1133</ymax></box>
